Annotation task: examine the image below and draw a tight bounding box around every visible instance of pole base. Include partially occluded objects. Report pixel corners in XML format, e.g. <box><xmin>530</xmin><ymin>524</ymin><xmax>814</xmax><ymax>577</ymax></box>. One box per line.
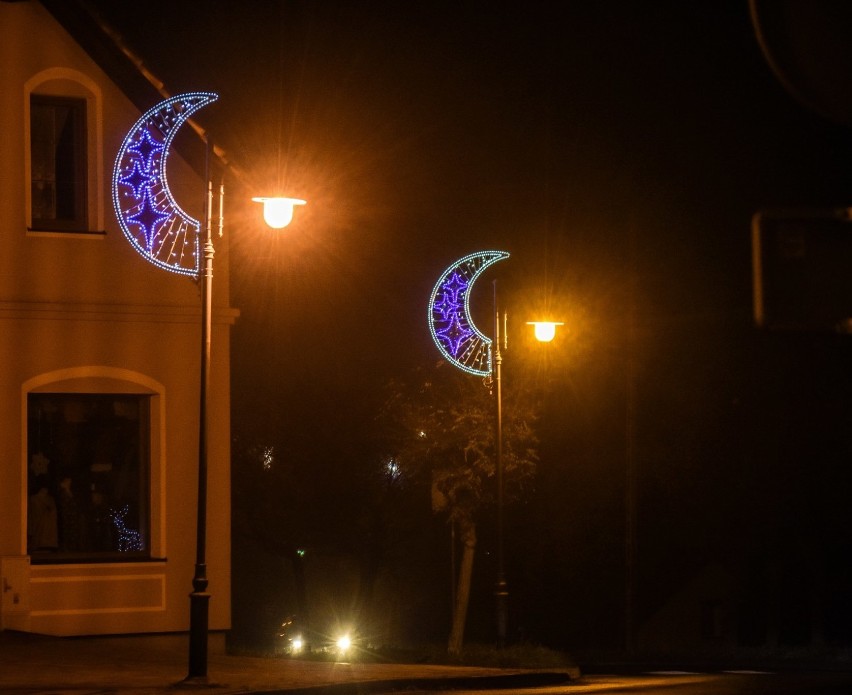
<box><xmin>177</xmin><ymin>674</ymin><xmax>218</xmax><ymax>689</ymax></box>
<box><xmin>187</xmin><ymin>590</ymin><xmax>211</xmax><ymax>681</ymax></box>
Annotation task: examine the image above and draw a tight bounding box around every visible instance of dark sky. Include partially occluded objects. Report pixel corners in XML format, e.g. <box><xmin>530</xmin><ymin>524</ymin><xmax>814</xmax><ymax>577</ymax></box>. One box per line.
<box><xmin>90</xmin><ymin>0</ymin><xmax>852</xmax><ymax>647</ymax></box>
<box><xmin>90</xmin><ymin>1</ymin><xmax>852</xmax><ymax>342</ymax></box>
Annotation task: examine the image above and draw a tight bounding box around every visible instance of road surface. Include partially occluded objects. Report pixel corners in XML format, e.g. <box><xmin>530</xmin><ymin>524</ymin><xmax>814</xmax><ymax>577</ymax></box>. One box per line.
<box><xmin>391</xmin><ymin>670</ymin><xmax>852</xmax><ymax>694</ymax></box>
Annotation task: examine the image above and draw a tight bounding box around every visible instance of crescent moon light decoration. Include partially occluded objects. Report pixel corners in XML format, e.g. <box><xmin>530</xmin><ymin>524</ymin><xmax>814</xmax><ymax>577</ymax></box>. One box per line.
<box><xmin>428</xmin><ymin>250</ymin><xmax>510</xmax><ymax>376</ymax></box>
<box><xmin>112</xmin><ymin>92</ymin><xmax>219</xmax><ymax>277</ymax></box>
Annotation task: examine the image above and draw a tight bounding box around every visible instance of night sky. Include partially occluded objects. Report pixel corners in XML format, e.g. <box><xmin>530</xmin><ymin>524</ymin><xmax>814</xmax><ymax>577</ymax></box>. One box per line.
<box><xmin>89</xmin><ymin>1</ymin><xmax>852</xmax><ymax>651</ymax></box>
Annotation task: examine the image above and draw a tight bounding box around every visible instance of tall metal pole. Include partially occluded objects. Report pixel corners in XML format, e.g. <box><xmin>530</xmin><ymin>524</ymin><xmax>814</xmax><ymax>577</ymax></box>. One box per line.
<box><xmin>493</xmin><ymin>281</ymin><xmax>507</xmax><ymax>648</ymax></box>
<box><xmin>187</xmin><ymin>180</ymin><xmax>217</xmax><ymax>681</ymax></box>
<box><xmin>625</xmin><ymin>214</ymin><xmax>637</xmax><ymax>654</ymax></box>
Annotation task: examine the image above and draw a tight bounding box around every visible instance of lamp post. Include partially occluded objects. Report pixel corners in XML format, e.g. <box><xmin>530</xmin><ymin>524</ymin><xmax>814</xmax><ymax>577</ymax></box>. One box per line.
<box><xmin>492</xmin><ymin>290</ymin><xmax>563</xmax><ymax>648</ymax></box>
<box><xmin>187</xmin><ymin>191</ymin><xmax>303</xmax><ymax>682</ymax></box>
<box><xmin>493</xmin><ymin>282</ymin><xmax>507</xmax><ymax>648</ymax></box>
<box><xmin>426</xmin><ymin>251</ymin><xmax>563</xmax><ymax>648</ymax></box>
<box><xmin>110</xmin><ymin>91</ymin><xmax>305</xmax><ymax>684</ymax></box>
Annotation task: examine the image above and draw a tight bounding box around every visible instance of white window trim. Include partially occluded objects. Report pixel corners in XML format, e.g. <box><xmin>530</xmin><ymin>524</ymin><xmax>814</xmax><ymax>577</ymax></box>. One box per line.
<box><xmin>24</xmin><ymin>68</ymin><xmax>105</xmax><ymax>235</ymax></box>
<box><xmin>20</xmin><ymin>367</ymin><xmax>166</xmax><ymax>560</ymax></box>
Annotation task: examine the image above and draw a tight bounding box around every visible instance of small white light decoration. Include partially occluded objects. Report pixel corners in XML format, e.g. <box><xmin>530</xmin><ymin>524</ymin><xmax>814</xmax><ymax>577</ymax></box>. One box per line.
<box><xmin>527</xmin><ymin>321</ymin><xmax>564</xmax><ymax>343</ymax></box>
<box><xmin>109</xmin><ymin>504</ymin><xmax>144</xmax><ymax>552</ymax></box>
<box><xmin>252</xmin><ymin>197</ymin><xmax>306</xmax><ymax>229</ymax></box>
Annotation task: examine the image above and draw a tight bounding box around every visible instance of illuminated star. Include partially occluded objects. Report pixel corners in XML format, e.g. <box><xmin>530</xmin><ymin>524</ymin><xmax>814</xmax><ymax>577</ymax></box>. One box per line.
<box><xmin>127</xmin><ymin>126</ymin><xmax>164</xmax><ymax>173</ymax></box>
<box><xmin>119</xmin><ymin>159</ymin><xmax>154</xmax><ymax>200</ymax></box>
<box><xmin>435</xmin><ymin>290</ymin><xmax>462</xmax><ymax>321</ymax></box>
<box><xmin>437</xmin><ymin>311</ymin><xmax>474</xmax><ymax>357</ymax></box>
<box><xmin>128</xmin><ymin>188</ymin><xmax>171</xmax><ymax>251</ymax></box>
<box><xmin>441</xmin><ymin>272</ymin><xmax>469</xmax><ymax>306</ymax></box>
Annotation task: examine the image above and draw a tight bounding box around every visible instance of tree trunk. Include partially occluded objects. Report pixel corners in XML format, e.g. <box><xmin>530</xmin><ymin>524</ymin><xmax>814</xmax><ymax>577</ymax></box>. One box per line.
<box><xmin>448</xmin><ymin>518</ymin><xmax>476</xmax><ymax>655</ymax></box>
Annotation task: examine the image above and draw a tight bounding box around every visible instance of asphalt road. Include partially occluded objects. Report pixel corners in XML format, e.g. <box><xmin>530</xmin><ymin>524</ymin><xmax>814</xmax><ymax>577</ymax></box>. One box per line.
<box><xmin>3</xmin><ymin>632</ymin><xmax>851</xmax><ymax>695</ymax></box>
<box><xmin>392</xmin><ymin>671</ymin><xmax>852</xmax><ymax>695</ymax></box>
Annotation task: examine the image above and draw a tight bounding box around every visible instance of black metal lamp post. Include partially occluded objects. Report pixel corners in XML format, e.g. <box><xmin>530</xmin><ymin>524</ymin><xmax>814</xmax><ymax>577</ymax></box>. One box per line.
<box><xmin>492</xmin><ymin>281</ymin><xmax>508</xmax><ymax>648</ymax></box>
<box><xmin>186</xmin><ymin>189</ymin><xmax>304</xmax><ymax>682</ymax></box>
<box><xmin>492</xmin><ymin>288</ymin><xmax>563</xmax><ymax>649</ymax></box>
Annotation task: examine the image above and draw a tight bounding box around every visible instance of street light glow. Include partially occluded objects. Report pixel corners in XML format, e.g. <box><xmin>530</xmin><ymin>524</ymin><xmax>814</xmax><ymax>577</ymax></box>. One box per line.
<box><xmin>527</xmin><ymin>321</ymin><xmax>564</xmax><ymax>343</ymax></box>
<box><xmin>252</xmin><ymin>196</ymin><xmax>306</xmax><ymax>229</ymax></box>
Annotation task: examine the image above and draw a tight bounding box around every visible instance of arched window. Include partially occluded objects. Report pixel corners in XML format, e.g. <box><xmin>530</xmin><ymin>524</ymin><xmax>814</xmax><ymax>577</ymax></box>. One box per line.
<box><xmin>24</xmin><ymin>369</ymin><xmax>163</xmax><ymax>564</ymax></box>
<box><xmin>25</xmin><ymin>69</ymin><xmax>104</xmax><ymax>235</ymax></box>
<box><xmin>30</xmin><ymin>94</ymin><xmax>88</xmax><ymax>231</ymax></box>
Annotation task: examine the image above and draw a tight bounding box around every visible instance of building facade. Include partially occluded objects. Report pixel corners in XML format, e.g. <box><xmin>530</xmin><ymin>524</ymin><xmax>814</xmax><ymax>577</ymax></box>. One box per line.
<box><xmin>0</xmin><ymin>0</ymin><xmax>232</xmax><ymax>636</ymax></box>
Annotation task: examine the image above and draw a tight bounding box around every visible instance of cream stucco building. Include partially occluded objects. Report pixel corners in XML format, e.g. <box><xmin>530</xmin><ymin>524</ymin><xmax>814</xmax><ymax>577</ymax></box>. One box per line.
<box><xmin>0</xmin><ymin>0</ymin><xmax>233</xmax><ymax>636</ymax></box>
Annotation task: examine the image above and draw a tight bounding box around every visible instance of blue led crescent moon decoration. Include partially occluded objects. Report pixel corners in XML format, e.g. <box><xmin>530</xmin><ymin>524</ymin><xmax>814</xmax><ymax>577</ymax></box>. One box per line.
<box><xmin>112</xmin><ymin>92</ymin><xmax>219</xmax><ymax>277</ymax></box>
<box><xmin>428</xmin><ymin>250</ymin><xmax>510</xmax><ymax>376</ymax></box>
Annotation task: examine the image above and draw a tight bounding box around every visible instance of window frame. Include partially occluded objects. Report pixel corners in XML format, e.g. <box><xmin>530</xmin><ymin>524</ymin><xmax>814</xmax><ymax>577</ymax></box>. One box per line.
<box><xmin>26</xmin><ymin>392</ymin><xmax>152</xmax><ymax>564</ymax></box>
<box><xmin>24</xmin><ymin>69</ymin><xmax>106</xmax><ymax>237</ymax></box>
<box><xmin>29</xmin><ymin>94</ymin><xmax>89</xmax><ymax>233</ymax></box>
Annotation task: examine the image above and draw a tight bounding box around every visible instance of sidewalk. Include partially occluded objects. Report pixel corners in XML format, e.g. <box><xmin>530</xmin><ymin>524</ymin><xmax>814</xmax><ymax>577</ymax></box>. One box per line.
<box><xmin>0</xmin><ymin>631</ymin><xmax>578</xmax><ymax>694</ymax></box>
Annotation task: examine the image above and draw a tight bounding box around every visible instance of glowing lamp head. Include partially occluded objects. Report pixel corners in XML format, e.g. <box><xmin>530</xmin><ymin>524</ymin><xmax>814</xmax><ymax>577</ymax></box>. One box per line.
<box><xmin>252</xmin><ymin>196</ymin><xmax>306</xmax><ymax>229</ymax></box>
<box><xmin>527</xmin><ymin>321</ymin><xmax>564</xmax><ymax>343</ymax></box>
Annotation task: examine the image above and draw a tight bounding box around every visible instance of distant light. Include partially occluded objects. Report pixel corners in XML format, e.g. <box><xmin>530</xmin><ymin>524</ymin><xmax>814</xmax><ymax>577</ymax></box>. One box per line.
<box><xmin>336</xmin><ymin>634</ymin><xmax>351</xmax><ymax>652</ymax></box>
<box><xmin>527</xmin><ymin>321</ymin><xmax>564</xmax><ymax>343</ymax></box>
<box><xmin>385</xmin><ymin>457</ymin><xmax>401</xmax><ymax>481</ymax></box>
<box><xmin>262</xmin><ymin>446</ymin><xmax>274</xmax><ymax>470</ymax></box>
<box><xmin>291</xmin><ymin>636</ymin><xmax>304</xmax><ymax>653</ymax></box>
<box><xmin>296</xmin><ymin>548</ymin><xmax>306</xmax><ymax>557</ymax></box>
<box><xmin>252</xmin><ymin>197</ymin><xmax>306</xmax><ymax>229</ymax></box>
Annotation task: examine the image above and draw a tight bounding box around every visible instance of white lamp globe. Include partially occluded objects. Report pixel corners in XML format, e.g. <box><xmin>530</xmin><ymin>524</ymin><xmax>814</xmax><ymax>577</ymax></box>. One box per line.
<box><xmin>252</xmin><ymin>197</ymin><xmax>306</xmax><ymax>229</ymax></box>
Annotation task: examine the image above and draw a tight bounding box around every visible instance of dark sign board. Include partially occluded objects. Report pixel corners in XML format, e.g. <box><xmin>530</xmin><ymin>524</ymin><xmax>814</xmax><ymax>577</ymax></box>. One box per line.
<box><xmin>752</xmin><ymin>208</ymin><xmax>852</xmax><ymax>332</ymax></box>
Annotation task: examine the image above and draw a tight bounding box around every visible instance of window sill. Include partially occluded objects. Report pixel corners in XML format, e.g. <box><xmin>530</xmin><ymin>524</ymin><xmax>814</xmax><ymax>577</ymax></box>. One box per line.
<box><xmin>30</xmin><ymin>553</ymin><xmax>164</xmax><ymax>565</ymax></box>
<box><xmin>27</xmin><ymin>228</ymin><xmax>106</xmax><ymax>239</ymax></box>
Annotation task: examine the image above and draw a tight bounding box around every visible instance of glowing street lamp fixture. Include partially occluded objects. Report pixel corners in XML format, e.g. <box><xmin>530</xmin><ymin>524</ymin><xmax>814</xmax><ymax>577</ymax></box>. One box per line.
<box><xmin>527</xmin><ymin>321</ymin><xmax>564</xmax><ymax>343</ymax></box>
<box><xmin>252</xmin><ymin>196</ymin><xmax>306</xmax><ymax>229</ymax></box>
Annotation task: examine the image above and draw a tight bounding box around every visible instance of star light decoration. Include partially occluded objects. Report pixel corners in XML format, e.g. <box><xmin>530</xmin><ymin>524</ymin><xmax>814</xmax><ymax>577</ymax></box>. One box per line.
<box><xmin>112</xmin><ymin>92</ymin><xmax>219</xmax><ymax>277</ymax></box>
<box><xmin>428</xmin><ymin>250</ymin><xmax>509</xmax><ymax>376</ymax></box>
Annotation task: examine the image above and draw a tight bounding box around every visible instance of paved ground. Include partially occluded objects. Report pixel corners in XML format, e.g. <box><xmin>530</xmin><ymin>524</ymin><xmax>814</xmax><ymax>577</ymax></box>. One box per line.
<box><xmin>0</xmin><ymin>631</ymin><xmax>578</xmax><ymax>694</ymax></box>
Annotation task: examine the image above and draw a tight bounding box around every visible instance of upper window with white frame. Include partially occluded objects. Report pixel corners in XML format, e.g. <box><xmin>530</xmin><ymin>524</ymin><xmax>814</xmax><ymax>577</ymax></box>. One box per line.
<box><xmin>30</xmin><ymin>94</ymin><xmax>88</xmax><ymax>232</ymax></box>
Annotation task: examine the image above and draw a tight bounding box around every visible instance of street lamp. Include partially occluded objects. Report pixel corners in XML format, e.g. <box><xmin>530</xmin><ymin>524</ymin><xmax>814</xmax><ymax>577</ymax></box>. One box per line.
<box><xmin>427</xmin><ymin>251</ymin><xmax>563</xmax><ymax>648</ymax></box>
<box><xmin>527</xmin><ymin>321</ymin><xmax>565</xmax><ymax>343</ymax></box>
<box><xmin>493</xmin><ymin>293</ymin><xmax>563</xmax><ymax>648</ymax></box>
<box><xmin>252</xmin><ymin>196</ymin><xmax>306</xmax><ymax>229</ymax></box>
<box><xmin>492</xmin><ymin>284</ymin><xmax>508</xmax><ymax>648</ymax></box>
<box><xmin>112</xmin><ymin>91</ymin><xmax>306</xmax><ymax>683</ymax></box>
<box><xmin>188</xmin><ymin>185</ymin><xmax>304</xmax><ymax>682</ymax></box>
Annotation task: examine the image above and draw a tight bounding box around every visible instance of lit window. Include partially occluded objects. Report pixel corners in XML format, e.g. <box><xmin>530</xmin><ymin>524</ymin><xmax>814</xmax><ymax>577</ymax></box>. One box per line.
<box><xmin>27</xmin><ymin>393</ymin><xmax>150</xmax><ymax>562</ymax></box>
<box><xmin>30</xmin><ymin>95</ymin><xmax>87</xmax><ymax>231</ymax></box>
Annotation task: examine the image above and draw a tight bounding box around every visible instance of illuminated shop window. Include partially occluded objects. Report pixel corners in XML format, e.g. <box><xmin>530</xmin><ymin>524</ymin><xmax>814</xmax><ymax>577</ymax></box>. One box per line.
<box><xmin>27</xmin><ymin>393</ymin><xmax>149</xmax><ymax>562</ymax></box>
<box><xmin>30</xmin><ymin>95</ymin><xmax>88</xmax><ymax>231</ymax></box>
